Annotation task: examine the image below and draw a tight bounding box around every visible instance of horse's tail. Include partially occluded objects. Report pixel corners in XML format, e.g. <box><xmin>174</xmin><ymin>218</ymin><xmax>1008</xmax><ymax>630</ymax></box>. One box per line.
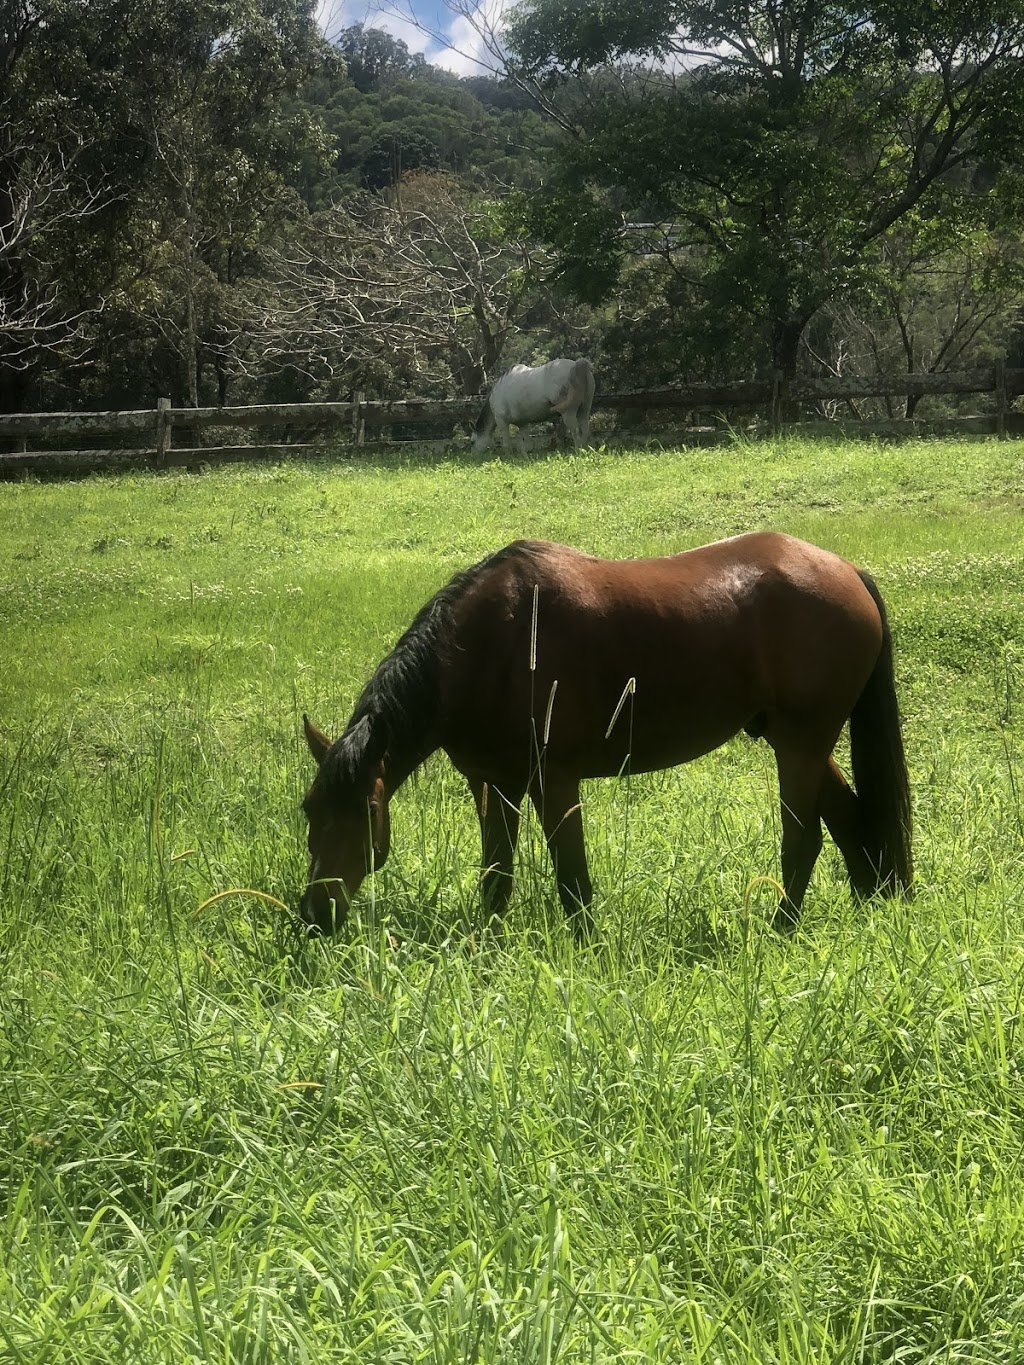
<box><xmin>849</xmin><ymin>570</ymin><xmax>913</xmax><ymax>897</ymax></box>
<box><xmin>572</xmin><ymin>358</ymin><xmax>595</xmax><ymax>445</ymax></box>
<box><xmin>577</xmin><ymin>358</ymin><xmax>596</xmax><ymax>422</ymax></box>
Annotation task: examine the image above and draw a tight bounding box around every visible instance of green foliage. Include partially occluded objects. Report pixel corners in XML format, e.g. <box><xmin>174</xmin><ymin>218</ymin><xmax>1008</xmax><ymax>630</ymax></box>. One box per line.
<box><xmin>2</xmin><ymin>0</ymin><xmax>336</xmax><ymax>410</ymax></box>
<box><xmin>524</xmin><ymin>184</ymin><xmax>624</xmax><ymax>303</ymax></box>
<box><xmin>303</xmin><ymin>34</ymin><xmax>562</xmax><ymax>200</ymax></box>
<box><xmin>602</xmin><ymin>256</ymin><xmax>765</xmax><ymax>385</ymax></box>
<box><xmin>334</xmin><ymin>20</ymin><xmax>427</xmax><ymax>93</ymax></box>
<box><xmin>506</xmin><ymin>0</ymin><xmax>1024</xmax><ymax>378</ymax></box>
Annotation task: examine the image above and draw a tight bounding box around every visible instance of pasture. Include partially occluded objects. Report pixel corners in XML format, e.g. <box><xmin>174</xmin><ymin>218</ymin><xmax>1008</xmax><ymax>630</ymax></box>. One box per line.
<box><xmin>3</xmin><ymin>437</ymin><xmax>1024</xmax><ymax>1363</ymax></box>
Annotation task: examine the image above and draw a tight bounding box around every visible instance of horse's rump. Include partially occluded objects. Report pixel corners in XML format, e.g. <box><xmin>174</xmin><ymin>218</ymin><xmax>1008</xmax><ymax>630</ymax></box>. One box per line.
<box><xmin>550</xmin><ymin>359</ymin><xmax>595</xmax><ymax>417</ymax></box>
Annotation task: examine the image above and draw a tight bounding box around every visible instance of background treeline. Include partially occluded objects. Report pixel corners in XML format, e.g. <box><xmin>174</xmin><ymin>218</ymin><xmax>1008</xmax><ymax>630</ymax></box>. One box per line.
<box><xmin>4</xmin><ymin>0</ymin><xmax>1024</xmax><ymax>419</ymax></box>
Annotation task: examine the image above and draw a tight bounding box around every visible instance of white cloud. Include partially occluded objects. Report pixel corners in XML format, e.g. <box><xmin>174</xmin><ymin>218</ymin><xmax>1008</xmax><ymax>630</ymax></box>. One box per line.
<box><xmin>316</xmin><ymin>0</ymin><xmax>428</xmax><ymax>54</ymax></box>
<box><xmin>316</xmin><ymin>0</ymin><xmax>510</xmax><ymax>74</ymax></box>
<box><xmin>428</xmin><ymin>0</ymin><xmax>510</xmax><ymax>75</ymax></box>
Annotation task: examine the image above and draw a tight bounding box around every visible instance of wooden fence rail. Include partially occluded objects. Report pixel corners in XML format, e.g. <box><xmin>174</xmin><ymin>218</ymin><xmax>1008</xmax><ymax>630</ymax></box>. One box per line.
<box><xmin>2</xmin><ymin>365</ymin><xmax>1022</xmax><ymax>476</ymax></box>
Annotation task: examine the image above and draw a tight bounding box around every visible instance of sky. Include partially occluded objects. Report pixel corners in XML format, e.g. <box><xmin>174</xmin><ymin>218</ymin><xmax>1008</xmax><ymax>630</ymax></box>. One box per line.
<box><xmin>315</xmin><ymin>0</ymin><xmax>508</xmax><ymax>76</ymax></box>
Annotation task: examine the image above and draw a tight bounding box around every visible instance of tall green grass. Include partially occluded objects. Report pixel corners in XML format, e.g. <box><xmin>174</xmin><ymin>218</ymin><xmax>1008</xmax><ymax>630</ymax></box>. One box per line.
<box><xmin>3</xmin><ymin>437</ymin><xmax>1024</xmax><ymax>1362</ymax></box>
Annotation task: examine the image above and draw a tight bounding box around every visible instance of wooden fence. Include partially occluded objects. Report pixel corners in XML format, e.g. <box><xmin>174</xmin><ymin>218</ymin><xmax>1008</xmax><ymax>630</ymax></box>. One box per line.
<box><xmin>2</xmin><ymin>363</ymin><xmax>1023</xmax><ymax>477</ymax></box>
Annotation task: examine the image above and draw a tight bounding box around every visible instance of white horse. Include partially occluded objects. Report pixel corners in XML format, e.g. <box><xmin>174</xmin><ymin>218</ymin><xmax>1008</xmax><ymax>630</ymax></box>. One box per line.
<box><xmin>473</xmin><ymin>358</ymin><xmax>595</xmax><ymax>453</ymax></box>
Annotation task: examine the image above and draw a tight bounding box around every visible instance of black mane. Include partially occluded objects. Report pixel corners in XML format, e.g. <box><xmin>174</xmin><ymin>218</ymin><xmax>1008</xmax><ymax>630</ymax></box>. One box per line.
<box><xmin>319</xmin><ymin>541</ymin><xmax>544</xmax><ymax>794</ymax></box>
<box><xmin>474</xmin><ymin>395</ymin><xmax>494</xmax><ymax>436</ymax></box>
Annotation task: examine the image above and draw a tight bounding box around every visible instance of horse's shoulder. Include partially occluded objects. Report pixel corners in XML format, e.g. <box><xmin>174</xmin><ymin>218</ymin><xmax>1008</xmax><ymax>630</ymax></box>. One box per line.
<box><xmin>480</xmin><ymin>539</ymin><xmax>584</xmax><ymax>588</ymax></box>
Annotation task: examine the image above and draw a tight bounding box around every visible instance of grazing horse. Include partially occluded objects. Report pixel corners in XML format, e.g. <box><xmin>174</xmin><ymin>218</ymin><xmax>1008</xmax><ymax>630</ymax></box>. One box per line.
<box><xmin>299</xmin><ymin>534</ymin><xmax>912</xmax><ymax>938</ymax></box>
<box><xmin>473</xmin><ymin>358</ymin><xmax>595</xmax><ymax>453</ymax></box>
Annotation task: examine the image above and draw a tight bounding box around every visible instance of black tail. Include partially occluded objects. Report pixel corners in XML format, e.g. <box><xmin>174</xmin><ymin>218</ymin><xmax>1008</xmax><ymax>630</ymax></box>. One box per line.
<box><xmin>850</xmin><ymin>571</ymin><xmax>913</xmax><ymax>897</ymax></box>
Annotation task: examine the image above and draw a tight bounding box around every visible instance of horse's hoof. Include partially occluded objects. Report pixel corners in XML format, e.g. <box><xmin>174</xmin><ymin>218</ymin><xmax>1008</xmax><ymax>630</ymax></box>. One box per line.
<box><xmin>772</xmin><ymin>903</ymin><xmax>799</xmax><ymax>933</ymax></box>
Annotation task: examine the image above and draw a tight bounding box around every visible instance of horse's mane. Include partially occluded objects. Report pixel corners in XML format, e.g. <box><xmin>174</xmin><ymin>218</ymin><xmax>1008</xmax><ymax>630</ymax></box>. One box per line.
<box><xmin>473</xmin><ymin>395</ymin><xmax>494</xmax><ymax>435</ymax></box>
<box><xmin>320</xmin><ymin>541</ymin><xmax>545</xmax><ymax>793</ymax></box>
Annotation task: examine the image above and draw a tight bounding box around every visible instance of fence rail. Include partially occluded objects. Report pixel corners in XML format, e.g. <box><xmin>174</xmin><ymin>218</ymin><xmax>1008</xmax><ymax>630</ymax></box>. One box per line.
<box><xmin>2</xmin><ymin>364</ymin><xmax>1022</xmax><ymax>476</ymax></box>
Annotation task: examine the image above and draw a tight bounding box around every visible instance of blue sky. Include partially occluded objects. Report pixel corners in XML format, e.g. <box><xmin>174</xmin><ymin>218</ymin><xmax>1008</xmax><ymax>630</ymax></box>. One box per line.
<box><xmin>315</xmin><ymin>0</ymin><xmax>507</xmax><ymax>74</ymax></box>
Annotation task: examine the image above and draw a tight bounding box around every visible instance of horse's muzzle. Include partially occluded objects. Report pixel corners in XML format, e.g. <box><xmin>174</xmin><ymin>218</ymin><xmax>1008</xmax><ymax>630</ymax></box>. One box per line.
<box><xmin>298</xmin><ymin>879</ymin><xmax>348</xmax><ymax>935</ymax></box>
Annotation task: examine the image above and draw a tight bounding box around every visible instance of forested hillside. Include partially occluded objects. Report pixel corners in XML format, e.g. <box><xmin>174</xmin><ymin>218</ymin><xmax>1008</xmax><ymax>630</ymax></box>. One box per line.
<box><xmin>4</xmin><ymin>0</ymin><xmax>1024</xmax><ymax>416</ymax></box>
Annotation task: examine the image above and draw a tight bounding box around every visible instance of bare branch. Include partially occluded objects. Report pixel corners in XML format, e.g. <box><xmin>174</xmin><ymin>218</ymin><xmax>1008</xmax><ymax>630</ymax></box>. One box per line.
<box><xmin>235</xmin><ymin>175</ymin><xmax>555</xmax><ymax>394</ymax></box>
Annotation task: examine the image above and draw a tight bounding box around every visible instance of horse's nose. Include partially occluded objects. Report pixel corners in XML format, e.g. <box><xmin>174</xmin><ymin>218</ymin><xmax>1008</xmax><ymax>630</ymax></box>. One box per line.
<box><xmin>299</xmin><ymin>880</ymin><xmax>346</xmax><ymax>935</ymax></box>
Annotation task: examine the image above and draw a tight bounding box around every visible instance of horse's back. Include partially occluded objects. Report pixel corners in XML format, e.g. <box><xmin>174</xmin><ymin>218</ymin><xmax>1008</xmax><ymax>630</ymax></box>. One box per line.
<box><xmin>453</xmin><ymin>533</ymin><xmax>872</xmax><ymax>637</ymax></box>
<box><xmin>491</xmin><ymin>359</ymin><xmax>586</xmax><ymax>425</ymax></box>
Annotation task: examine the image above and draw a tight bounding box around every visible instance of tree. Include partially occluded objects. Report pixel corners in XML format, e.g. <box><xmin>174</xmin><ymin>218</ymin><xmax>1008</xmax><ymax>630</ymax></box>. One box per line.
<box><xmin>0</xmin><ymin>120</ymin><xmax>105</xmax><ymax>392</ymax></box>
<box><xmin>0</xmin><ymin>0</ymin><xmax>133</xmax><ymax>412</ymax></box>
<box><xmin>806</xmin><ymin>190</ymin><xmax>1024</xmax><ymax>417</ymax></box>
<box><xmin>130</xmin><ymin>1</ymin><xmax>333</xmax><ymax>409</ymax></box>
<box><xmin>334</xmin><ymin>22</ymin><xmax>425</xmax><ymax>94</ymax></box>
<box><xmin>299</xmin><ymin>37</ymin><xmax>563</xmax><ymax>204</ymax></box>
<box><xmin>243</xmin><ymin>172</ymin><xmax>557</xmax><ymax>398</ymax></box>
<box><xmin>500</xmin><ymin>0</ymin><xmax>1024</xmax><ymax>389</ymax></box>
<box><xmin>362</xmin><ymin>129</ymin><xmax>440</xmax><ymax>192</ymax></box>
<box><xmin>1</xmin><ymin>0</ymin><xmax>333</xmax><ymax>411</ymax></box>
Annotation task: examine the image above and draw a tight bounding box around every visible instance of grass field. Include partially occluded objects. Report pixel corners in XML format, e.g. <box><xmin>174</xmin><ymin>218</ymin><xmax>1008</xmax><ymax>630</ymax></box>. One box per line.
<box><xmin>3</xmin><ymin>436</ymin><xmax>1024</xmax><ymax>1363</ymax></box>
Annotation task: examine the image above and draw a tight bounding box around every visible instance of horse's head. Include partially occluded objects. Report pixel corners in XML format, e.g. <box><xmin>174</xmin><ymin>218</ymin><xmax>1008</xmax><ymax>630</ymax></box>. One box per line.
<box><xmin>299</xmin><ymin>713</ymin><xmax>391</xmax><ymax>934</ymax></box>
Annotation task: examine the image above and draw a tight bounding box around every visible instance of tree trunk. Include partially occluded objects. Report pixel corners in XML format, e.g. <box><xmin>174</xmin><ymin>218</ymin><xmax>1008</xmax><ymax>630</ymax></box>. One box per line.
<box><xmin>214</xmin><ymin>350</ymin><xmax>229</xmax><ymax>406</ymax></box>
<box><xmin>0</xmin><ymin>358</ymin><xmax>31</xmax><ymax>451</ymax></box>
<box><xmin>0</xmin><ymin>248</ymin><xmax>34</xmax><ymax>445</ymax></box>
<box><xmin>451</xmin><ymin>345</ymin><xmax>485</xmax><ymax>397</ymax></box>
<box><xmin>771</xmin><ymin>316</ymin><xmax>806</xmax><ymax>423</ymax></box>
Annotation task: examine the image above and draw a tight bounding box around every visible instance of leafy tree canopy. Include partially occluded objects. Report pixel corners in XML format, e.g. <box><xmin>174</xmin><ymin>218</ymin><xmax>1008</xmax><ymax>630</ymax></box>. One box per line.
<box><xmin>504</xmin><ymin>0</ymin><xmax>1024</xmax><ymax>379</ymax></box>
<box><xmin>300</xmin><ymin>25</ymin><xmax>562</xmax><ymax>199</ymax></box>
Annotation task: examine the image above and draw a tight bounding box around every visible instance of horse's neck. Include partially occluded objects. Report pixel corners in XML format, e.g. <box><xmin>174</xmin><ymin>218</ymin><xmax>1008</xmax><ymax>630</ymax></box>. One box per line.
<box><xmin>383</xmin><ymin>742</ymin><xmax>432</xmax><ymax>795</ymax></box>
<box><xmin>354</xmin><ymin>569</ymin><xmax>459</xmax><ymax>787</ymax></box>
<box><xmin>351</xmin><ymin>695</ymin><xmax>439</xmax><ymax>796</ymax></box>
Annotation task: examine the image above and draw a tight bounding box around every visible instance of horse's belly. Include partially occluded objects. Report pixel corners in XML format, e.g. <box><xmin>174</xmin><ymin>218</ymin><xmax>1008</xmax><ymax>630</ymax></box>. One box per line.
<box><xmin>443</xmin><ymin>671</ymin><xmax>756</xmax><ymax>785</ymax></box>
<box><xmin>498</xmin><ymin>398</ymin><xmax>557</xmax><ymax>425</ymax></box>
<box><xmin>556</xmin><ymin>708</ymin><xmax>750</xmax><ymax>779</ymax></box>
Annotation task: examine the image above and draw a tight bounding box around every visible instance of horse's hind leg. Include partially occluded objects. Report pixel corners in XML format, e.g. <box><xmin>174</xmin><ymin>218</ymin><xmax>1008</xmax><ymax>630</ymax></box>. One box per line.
<box><xmin>529</xmin><ymin>772</ymin><xmax>594</xmax><ymax>941</ymax></box>
<box><xmin>772</xmin><ymin>745</ymin><xmax>828</xmax><ymax>931</ymax></box>
<box><xmin>471</xmin><ymin>777</ymin><xmax>524</xmax><ymax>925</ymax></box>
<box><xmin>819</xmin><ymin>757</ymin><xmax>878</xmax><ymax>898</ymax></box>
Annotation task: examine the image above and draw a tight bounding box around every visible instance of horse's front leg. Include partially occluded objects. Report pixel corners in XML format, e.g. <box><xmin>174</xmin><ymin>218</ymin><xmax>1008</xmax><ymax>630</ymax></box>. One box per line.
<box><xmin>529</xmin><ymin>772</ymin><xmax>594</xmax><ymax>941</ymax></box>
<box><xmin>470</xmin><ymin>777</ymin><xmax>524</xmax><ymax>925</ymax></box>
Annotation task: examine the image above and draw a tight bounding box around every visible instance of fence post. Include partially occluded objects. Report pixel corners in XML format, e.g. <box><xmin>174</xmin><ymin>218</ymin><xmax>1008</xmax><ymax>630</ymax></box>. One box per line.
<box><xmin>994</xmin><ymin>358</ymin><xmax>1007</xmax><ymax>439</ymax></box>
<box><xmin>352</xmin><ymin>391</ymin><xmax>364</xmax><ymax>447</ymax></box>
<box><xmin>155</xmin><ymin>398</ymin><xmax>172</xmax><ymax>466</ymax></box>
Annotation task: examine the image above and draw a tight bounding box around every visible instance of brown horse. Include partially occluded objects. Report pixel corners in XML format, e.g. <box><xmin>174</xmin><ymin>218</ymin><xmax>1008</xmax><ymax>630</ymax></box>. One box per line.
<box><xmin>300</xmin><ymin>534</ymin><xmax>912</xmax><ymax>938</ymax></box>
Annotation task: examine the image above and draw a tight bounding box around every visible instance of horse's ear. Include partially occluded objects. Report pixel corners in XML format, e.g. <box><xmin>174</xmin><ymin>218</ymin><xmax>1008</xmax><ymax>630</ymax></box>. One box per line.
<box><xmin>303</xmin><ymin>713</ymin><xmax>333</xmax><ymax>766</ymax></box>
